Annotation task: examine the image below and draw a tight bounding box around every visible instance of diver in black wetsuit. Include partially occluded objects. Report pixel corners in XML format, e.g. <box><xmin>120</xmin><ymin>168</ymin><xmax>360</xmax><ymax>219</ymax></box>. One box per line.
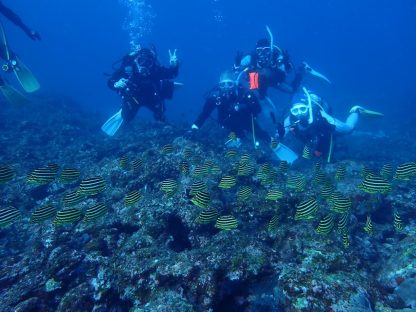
<box><xmin>191</xmin><ymin>70</ymin><xmax>270</xmax><ymax>147</ymax></box>
<box><xmin>107</xmin><ymin>47</ymin><xmax>179</xmax><ymax>122</ymax></box>
<box><xmin>235</xmin><ymin>38</ymin><xmax>304</xmax><ymax>99</ymax></box>
<box><xmin>0</xmin><ymin>1</ymin><xmax>41</xmax><ymax>40</ymax></box>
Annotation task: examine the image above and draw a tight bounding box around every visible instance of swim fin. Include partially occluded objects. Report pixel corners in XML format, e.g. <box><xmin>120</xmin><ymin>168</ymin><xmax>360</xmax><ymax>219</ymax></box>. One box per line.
<box><xmin>0</xmin><ymin>22</ymin><xmax>40</xmax><ymax>93</ymax></box>
<box><xmin>349</xmin><ymin>105</ymin><xmax>384</xmax><ymax>117</ymax></box>
<box><xmin>11</xmin><ymin>55</ymin><xmax>40</xmax><ymax>93</ymax></box>
<box><xmin>272</xmin><ymin>143</ymin><xmax>298</xmax><ymax>164</ymax></box>
<box><xmin>303</xmin><ymin>62</ymin><xmax>331</xmax><ymax>84</ymax></box>
<box><xmin>101</xmin><ymin>109</ymin><xmax>124</xmax><ymax>136</ymax></box>
<box><xmin>0</xmin><ymin>80</ymin><xmax>29</xmax><ymax>106</ymax></box>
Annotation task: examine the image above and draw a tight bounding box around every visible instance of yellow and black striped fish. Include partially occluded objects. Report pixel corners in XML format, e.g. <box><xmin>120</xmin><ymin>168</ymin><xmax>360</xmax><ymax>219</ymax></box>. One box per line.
<box><xmin>53</xmin><ymin>208</ymin><xmax>81</xmax><ymax>225</ymax></box>
<box><xmin>124</xmin><ymin>190</ymin><xmax>141</xmax><ymax>207</ymax></box>
<box><xmin>162</xmin><ymin>144</ymin><xmax>174</xmax><ymax>154</ymax></box>
<box><xmin>195</xmin><ymin>208</ymin><xmax>219</xmax><ymax>224</ymax></box>
<box><xmin>314</xmin><ymin>161</ymin><xmax>322</xmax><ymax>173</ymax></box>
<box><xmin>295</xmin><ymin>198</ymin><xmax>318</xmax><ymax>221</ymax></box>
<box><xmin>30</xmin><ymin>205</ymin><xmax>57</xmax><ymax>223</ymax></box>
<box><xmin>328</xmin><ymin>192</ymin><xmax>351</xmax><ymax>214</ymax></box>
<box><xmin>218</xmin><ymin>176</ymin><xmax>237</xmax><ymax>189</ymax></box>
<box><xmin>119</xmin><ymin>154</ymin><xmax>129</xmax><ymax>169</ymax></box>
<box><xmin>335</xmin><ymin>165</ymin><xmax>346</xmax><ymax>181</ymax></box>
<box><xmin>215</xmin><ymin>215</ymin><xmax>238</xmax><ymax>230</ymax></box>
<box><xmin>302</xmin><ymin>145</ymin><xmax>312</xmax><ymax>160</ymax></box>
<box><xmin>160</xmin><ymin>179</ymin><xmax>178</xmax><ymax>196</ymax></box>
<box><xmin>78</xmin><ymin>177</ymin><xmax>106</xmax><ymax>196</ymax></box>
<box><xmin>193</xmin><ymin>164</ymin><xmax>210</xmax><ymax>178</ymax></box>
<box><xmin>189</xmin><ymin>181</ymin><xmax>208</xmax><ymax>196</ymax></box>
<box><xmin>379</xmin><ymin>164</ymin><xmax>393</xmax><ymax>180</ymax></box>
<box><xmin>359</xmin><ymin>174</ymin><xmax>392</xmax><ymax>194</ymax></box>
<box><xmin>0</xmin><ymin>165</ymin><xmax>15</xmax><ymax>184</ymax></box>
<box><xmin>63</xmin><ymin>190</ymin><xmax>84</xmax><ymax>207</ymax></box>
<box><xmin>191</xmin><ymin>190</ymin><xmax>210</xmax><ymax>209</ymax></box>
<box><xmin>267</xmin><ymin>215</ymin><xmax>279</xmax><ymax>232</ymax></box>
<box><xmin>342</xmin><ymin>231</ymin><xmax>350</xmax><ymax>248</ymax></box>
<box><xmin>210</xmin><ymin>164</ymin><xmax>222</xmax><ymax>175</ymax></box>
<box><xmin>265</xmin><ymin>189</ymin><xmax>283</xmax><ymax>201</ymax></box>
<box><xmin>225</xmin><ymin>149</ymin><xmax>238</xmax><ymax>159</ymax></box>
<box><xmin>320</xmin><ymin>183</ymin><xmax>335</xmax><ymax>199</ymax></box>
<box><xmin>313</xmin><ymin>171</ymin><xmax>327</xmax><ymax>185</ymax></box>
<box><xmin>393</xmin><ymin>211</ymin><xmax>403</xmax><ymax>232</ymax></box>
<box><xmin>132</xmin><ymin>158</ymin><xmax>143</xmax><ymax>173</ymax></box>
<box><xmin>237</xmin><ymin>186</ymin><xmax>252</xmax><ymax>202</ymax></box>
<box><xmin>59</xmin><ymin>168</ymin><xmax>80</xmax><ymax>184</ymax></box>
<box><xmin>27</xmin><ymin>166</ymin><xmax>57</xmax><ymax>185</ymax></box>
<box><xmin>239</xmin><ymin>154</ymin><xmax>251</xmax><ymax>164</ymax></box>
<box><xmin>287</xmin><ymin>174</ymin><xmax>306</xmax><ymax>192</ymax></box>
<box><xmin>315</xmin><ymin>214</ymin><xmax>334</xmax><ymax>235</ymax></box>
<box><xmin>337</xmin><ymin>213</ymin><xmax>349</xmax><ymax>233</ymax></box>
<box><xmin>394</xmin><ymin>162</ymin><xmax>416</xmax><ymax>180</ymax></box>
<box><xmin>237</xmin><ymin>162</ymin><xmax>254</xmax><ymax>177</ymax></box>
<box><xmin>277</xmin><ymin>160</ymin><xmax>289</xmax><ymax>173</ymax></box>
<box><xmin>0</xmin><ymin>206</ymin><xmax>21</xmax><ymax>227</ymax></box>
<box><xmin>84</xmin><ymin>203</ymin><xmax>107</xmax><ymax>222</ymax></box>
<box><xmin>363</xmin><ymin>215</ymin><xmax>373</xmax><ymax>236</ymax></box>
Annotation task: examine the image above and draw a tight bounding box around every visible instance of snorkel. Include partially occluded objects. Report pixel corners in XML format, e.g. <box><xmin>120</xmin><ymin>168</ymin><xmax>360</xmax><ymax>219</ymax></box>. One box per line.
<box><xmin>266</xmin><ymin>25</ymin><xmax>274</xmax><ymax>54</ymax></box>
<box><xmin>302</xmin><ymin>87</ymin><xmax>314</xmax><ymax>125</ymax></box>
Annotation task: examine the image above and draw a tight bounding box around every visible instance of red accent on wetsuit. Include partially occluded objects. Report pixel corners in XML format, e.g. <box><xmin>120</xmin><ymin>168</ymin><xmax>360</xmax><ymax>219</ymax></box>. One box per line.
<box><xmin>249</xmin><ymin>72</ymin><xmax>259</xmax><ymax>90</ymax></box>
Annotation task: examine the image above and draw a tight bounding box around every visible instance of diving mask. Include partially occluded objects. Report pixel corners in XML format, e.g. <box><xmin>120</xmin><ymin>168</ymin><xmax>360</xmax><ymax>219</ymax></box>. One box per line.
<box><xmin>290</xmin><ymin>104</ymin><xmax>309</xmax><ymax>117</ymax></box>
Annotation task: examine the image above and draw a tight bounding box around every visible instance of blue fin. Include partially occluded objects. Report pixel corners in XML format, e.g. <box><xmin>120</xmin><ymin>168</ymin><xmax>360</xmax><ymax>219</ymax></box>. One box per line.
<box><xmin>101</xmin><ymin>109</ymin><xmax>124</xmax><ymax>136</ymax></box>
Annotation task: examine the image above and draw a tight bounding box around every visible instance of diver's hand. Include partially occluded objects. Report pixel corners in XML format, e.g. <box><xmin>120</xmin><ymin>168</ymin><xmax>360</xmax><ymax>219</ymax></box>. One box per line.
<box><xmin>27</xmin><ymin>30</ymin><xmax>41</xmax><ymax>41</ymax></box>
<box><xmin>114</xmin><ymin>78</ymin><xmax>129</xmax><ymax>89</ymax></box>
<box><xmin>169</xmin><ymin>49</ymin><xmax>178</xmax><ymax>66</ymax></box>
<box><xmin>301</xmin><ymin>62</ymin><xmax>312</xmax><ymax>73</ymax></box>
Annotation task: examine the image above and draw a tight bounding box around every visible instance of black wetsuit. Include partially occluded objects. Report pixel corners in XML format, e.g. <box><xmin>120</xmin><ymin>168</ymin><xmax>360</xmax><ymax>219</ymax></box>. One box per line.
<box><xmin>287</xmin><ymin>110</ymin><xmax>336</xmax><ymax>157</ymax></box>
<box><xmin>239</xmin><ymin>49</ymin><xmax>304</xmax><ymax>99</ymax></box>
<box><xmin>0</xmin><ymin>2</ymin><xmax>40</xmax><ymax>40</ymax></box>
<box><xmin>108</xmin><ymin>55</ymin><xmax>178</xmax><ymax>122</ymax></box>
<box><xmin>194</xmin><ymin>86</ymin><xmax>270</xmax><ymax>143</ymax></box>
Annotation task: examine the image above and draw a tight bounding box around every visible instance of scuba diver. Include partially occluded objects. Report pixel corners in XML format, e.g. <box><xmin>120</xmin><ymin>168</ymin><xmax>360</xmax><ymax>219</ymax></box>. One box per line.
<box><xmin>0</xmin><ymin>1</ymin><xmax>41</xmax><ymax>105</ymax></box>
<box><xmin>274</xmin><ymin>88</ymin><xmax>384</xmax><ymax>163</ymax></box>
<box><xmin>191</xmin><ymin>70</ymin><xmax>270</xmax><ymax>148</ymax></box>
<box><xmin>235</xmin><ymin>37</ymin><xmax>303</xmax><ymax>99</ymax></box>
<box><xmin>102</xmin><ymin>46</ymin><xmax>180</xmax><ymax>136</ymax></box>
<box><xmin>234</xmin><ymin>26</ymin><xmax>331</xmax><ymax>141</ymax></box>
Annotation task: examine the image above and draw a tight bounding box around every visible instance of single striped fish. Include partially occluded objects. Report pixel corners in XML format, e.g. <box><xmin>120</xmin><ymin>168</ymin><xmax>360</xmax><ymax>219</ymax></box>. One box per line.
<box><xmin>195</xmin><ymin>208</ymin><xmax>219</xmax><ymax>224</ymax></box>
<box><xmin>30</xmin><ymin>205</ymin><xmax>57</xmax><ymax>223</ymax></box>
<box><xmin>191</xmin><ymin>191</ymin><xmax>210</xmax><ymax>209</ymax></box>
<box><xmin>53</xmin><ymin>208</ymin><xmax>81</xmax><ymax>225</ymax></box>
<box><xmin>78</xmin><ymin>177</ymin><xmax>106</xmax><ymax>196</ymax></box>
<box><xmin>215</xmin><ymin>215</ymin><xmax>238</xmax><ymax>230</ymax></box>
<box><xmin>0</xmin><ymin>165</ymin><xmax>15</xmax><ymax>184</ymax></box>
<box><xmin>0</xmin><ymin>206</ymin><xmax>21</xmax><ymax>227</ymax></box>
<box><xmin>84</xmin><ymin>203</ymin><xmax>107</xmax><ymax>222</ymax></box>
<box><xmin>294</xmin><ymin>198</ymin><xmax>318</xmax><ymax>221</ymax></box>
<box><xmin>124</xmin><ymin>190</ymin><xmax>141</xmax><ymax>207</ymax></box>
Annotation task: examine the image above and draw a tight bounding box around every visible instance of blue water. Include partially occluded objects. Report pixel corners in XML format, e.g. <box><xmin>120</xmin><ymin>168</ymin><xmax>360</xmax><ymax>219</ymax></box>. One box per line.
<box><xmin>4</xmin><ymin>0</ymin><xmax>416</xmax><ymax>127</ymax></box>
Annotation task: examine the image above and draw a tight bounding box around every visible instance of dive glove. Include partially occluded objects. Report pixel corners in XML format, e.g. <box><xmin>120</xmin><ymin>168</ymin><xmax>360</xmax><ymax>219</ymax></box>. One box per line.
<box><xmin>169</xmin><ymin>49</ymin><xmax>178</xmax><ymax>66</ymax></box>
<box><xmin>114</xmin><ymin>78</ymin><xmax>129</xmax><ymax>89</ymax></box>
